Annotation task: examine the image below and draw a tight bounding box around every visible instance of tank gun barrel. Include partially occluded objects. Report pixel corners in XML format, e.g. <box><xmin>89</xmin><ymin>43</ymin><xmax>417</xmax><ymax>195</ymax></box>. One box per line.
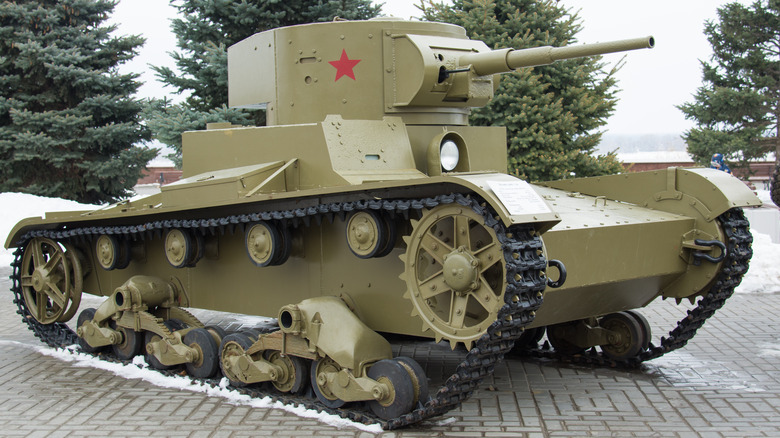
<box><xmin>459</xmin><ymin>36</ymin><xmax>655</xmax><ymax>76</ymax></box>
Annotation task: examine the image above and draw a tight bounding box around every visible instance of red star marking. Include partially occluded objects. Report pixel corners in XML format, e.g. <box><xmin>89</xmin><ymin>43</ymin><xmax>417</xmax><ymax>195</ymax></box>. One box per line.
<box><xmin>329</xmin><ymin>49</ymin><xmax>361</xmax><ymax>81</ymax></box>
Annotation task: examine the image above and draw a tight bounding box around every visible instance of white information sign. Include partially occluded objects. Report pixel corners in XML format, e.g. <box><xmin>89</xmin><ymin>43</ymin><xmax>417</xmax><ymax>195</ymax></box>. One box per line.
<box><xmin>487</xmin><ymin>179</ymin><xmax>552</xmax><ymax>216</ymax></box>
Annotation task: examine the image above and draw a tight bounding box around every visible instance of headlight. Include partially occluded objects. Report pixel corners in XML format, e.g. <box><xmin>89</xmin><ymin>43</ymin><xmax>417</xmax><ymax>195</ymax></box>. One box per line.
<box><xmin>440</xmin><ymin>139</ymin><xmax>459</xmax><ymax>171</ymax></box>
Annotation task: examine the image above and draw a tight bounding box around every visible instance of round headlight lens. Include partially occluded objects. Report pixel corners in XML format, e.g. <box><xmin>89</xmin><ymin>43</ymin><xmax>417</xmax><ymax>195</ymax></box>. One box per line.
<box><xmin>440</xmin><ymin>140</ymin><xmax>459</xmax><ymax>171</ymax></box>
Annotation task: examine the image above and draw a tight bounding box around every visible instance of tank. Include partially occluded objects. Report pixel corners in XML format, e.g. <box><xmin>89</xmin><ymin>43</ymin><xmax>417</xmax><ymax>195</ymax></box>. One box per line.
<box><xmin>5</xmin><ymin>18</ymin><xmax>760</xmax><ymax>429</ymax></box>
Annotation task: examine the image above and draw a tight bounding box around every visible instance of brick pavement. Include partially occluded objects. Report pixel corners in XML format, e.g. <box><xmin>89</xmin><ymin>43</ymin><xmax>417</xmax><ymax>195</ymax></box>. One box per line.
<box><xmin>1</xmin><ymin>265</ymin><xmax>779</xmax><ymax>437</ymax></box>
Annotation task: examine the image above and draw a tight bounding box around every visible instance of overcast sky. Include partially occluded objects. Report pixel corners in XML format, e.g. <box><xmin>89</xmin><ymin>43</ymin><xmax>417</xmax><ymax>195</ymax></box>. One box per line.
<box><xmin>109</xmin><ymin>0</ymin><xmax>746</xmax><ymax>136</ymax></box>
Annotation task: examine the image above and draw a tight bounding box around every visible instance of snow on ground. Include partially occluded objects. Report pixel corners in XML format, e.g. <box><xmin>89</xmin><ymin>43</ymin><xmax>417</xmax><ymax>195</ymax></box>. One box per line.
<box><xmin>0</xmin><ymin>340</ymin><xmax>382</xmax><ymax>433</ymax></box>
<box><xmin>759</xmin><ymin>344</ymin><xmax>780</xmax><ymax>359</ymax></box>
<box><xmin>1</xmin><ymin>191</ymin><xmax>779</xmax><ymax>293</ymax></box>
<box><xmin>736</xmin><ymin>230</ymin><xmax>780</xmax><ymax>293</ymax></box>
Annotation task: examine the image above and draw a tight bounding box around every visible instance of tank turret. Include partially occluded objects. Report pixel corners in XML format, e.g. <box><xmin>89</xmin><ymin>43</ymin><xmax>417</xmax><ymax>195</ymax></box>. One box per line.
<box><xmin>228</xmin><ymin>19</ymin><xmax>652</xmax><ymax>126</ymax></box>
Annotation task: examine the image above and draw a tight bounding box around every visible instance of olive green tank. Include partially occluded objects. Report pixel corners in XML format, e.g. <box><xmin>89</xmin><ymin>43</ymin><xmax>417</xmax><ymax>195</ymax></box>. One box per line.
<box><xmin>5</xmin><ymin>18</ymin><xmax>760</xmax><ymax>428</ymax></box>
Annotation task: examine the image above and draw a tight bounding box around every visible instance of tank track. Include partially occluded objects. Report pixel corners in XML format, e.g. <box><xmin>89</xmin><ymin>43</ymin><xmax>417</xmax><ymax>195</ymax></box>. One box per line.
<box><xmin>8</xmin><ymin>193</ymin><xmax>547</xmax><ymax>430</ymax></box>
<box><xmin>771</xmin><ymin>162</ymin><xmax>780</xmax><ymax>208</ymax></box>
<box><xmin>515</xmin><ymin>208</ymin><xmax>753</xmax><ymax>368</ymax></box>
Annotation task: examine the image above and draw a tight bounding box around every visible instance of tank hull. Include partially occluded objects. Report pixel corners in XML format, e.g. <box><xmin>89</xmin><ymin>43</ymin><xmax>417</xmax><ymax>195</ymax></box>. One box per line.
<box><xmin>5</xmin><ymin>167</ymin><xmax>756</xmax><ymax>338</ymax></box>
<box><xmin>532</xmin><ymin>197</ymin><xmax>694</xmax><ymax>327</ymax></box>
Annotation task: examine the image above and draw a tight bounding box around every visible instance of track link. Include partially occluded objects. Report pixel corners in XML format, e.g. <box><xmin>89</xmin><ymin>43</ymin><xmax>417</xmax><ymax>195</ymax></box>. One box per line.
<box><xmin>8</xmin><ymin>193</ymin><xmax>547</xmax><ymax>429</ymax></box>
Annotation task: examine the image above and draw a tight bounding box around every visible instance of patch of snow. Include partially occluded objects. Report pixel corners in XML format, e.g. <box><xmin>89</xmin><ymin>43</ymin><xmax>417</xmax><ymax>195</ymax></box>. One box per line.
<box><xmin>0</xmin><ymin>193</ymin><xmax>96</xmax><ymax>266</ymax></box>
<box><xmin>759</xmin><ymin>344</ymin><xmax>780</xmax><ymax>358</ymax></box>
<box><xmin>735</xmin><ymin>231</ymin><xmax>780</xmax><ymax>294</ymax></box>
<box><xmin>132</xmin><ymin>183</ymin><xmax>162</xmax><ymax>197</ymax></box>
<box><xmin>743</xmin><ymin>206</ymin><xmax>780</xmax><ymax>244</ymax></box>
<box><xmin>24</xmin><ymin>343</ymin><xmax>382</xmax><ymax>433</ymax></box>
<box><xmin>755</xmin><ymin>189</ymin><xmax>777</xmax><ymax>208</ymax></box>
<box><xmin>435</xmin><ymin>417</ymin><xmax>458</xmax><ymax>426</ymax></box>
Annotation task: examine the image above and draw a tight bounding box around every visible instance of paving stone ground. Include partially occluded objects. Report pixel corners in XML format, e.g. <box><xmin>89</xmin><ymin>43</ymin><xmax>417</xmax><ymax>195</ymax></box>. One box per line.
<box><xmin>1</xmin><ymin>265</ymin><xmax>779</xmax><ymax>437</ymax></box>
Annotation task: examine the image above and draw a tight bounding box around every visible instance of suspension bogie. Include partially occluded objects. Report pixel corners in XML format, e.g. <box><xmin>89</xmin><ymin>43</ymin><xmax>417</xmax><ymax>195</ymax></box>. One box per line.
<box><xmin>544</xmin><ymin>310</ymin><xmax>653</xmax><ymax>360</ymax></box>
<box><xmin>74</xmin><ymin>275</ymin><xmax>221</xmax><ymax>372</ymax></box>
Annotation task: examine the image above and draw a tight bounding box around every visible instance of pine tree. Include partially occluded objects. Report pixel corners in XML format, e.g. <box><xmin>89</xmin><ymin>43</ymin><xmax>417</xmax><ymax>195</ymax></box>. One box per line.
<box><xmin>678</xmin><ymin>1</ymin><xmax>779</xmax><ymax>176</ymax></box>
<box><xmin>421</xmin><ymin>0</ymin><xmax>623</xmax><ymax>182</ymax></box>
<box><xmin>149</xmin><ymin>0</ymin><xmax>382</xmax><ymax>164</ymax></box>
<box><xmin>0</xmin><ymin>0</ymin><xmax>156</xmax><ymax>204</ymax></box>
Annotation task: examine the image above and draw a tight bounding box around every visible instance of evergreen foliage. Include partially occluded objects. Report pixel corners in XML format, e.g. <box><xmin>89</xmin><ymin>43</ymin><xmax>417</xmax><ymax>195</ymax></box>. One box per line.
<box><xmin>151</xmin><ymin>0</ymin><xmax>381</xmax><ymax>164</ymax></box>
<box><xmin>421</xmin><ymin>0</ymin><xmax>623</xmax><ymax>182</ymax></box>
<box><xmin>0</xmin><ymin>0</ymin><xmax>155</xmax><ymax>204</ymax></box>
<box><xmin>678</xmin><ymin>0</ymin><xmax>780</xmax><ymax>174</ymax></box>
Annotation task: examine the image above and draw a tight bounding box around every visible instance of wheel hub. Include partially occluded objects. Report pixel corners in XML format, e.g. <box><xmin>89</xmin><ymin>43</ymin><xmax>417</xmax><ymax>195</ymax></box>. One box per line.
<box><xmin>97</xmin><ymin>240</ymin><xmax>113</xmax><ymax>265</ymax></box>
<box><xmin>31</xmin><ymin>268</ymin><xmax>48</xmax><ymax>292</ymax></box>
<box><xmin>165</xmin><ymin>229</ymin><xmax>191</xmax><ymax>267</ymax></box>
<box><xmin>250</xmin><ymin>229</ymin><xmax>270</xmax><ymax>258</ymax></box>
<box><xmin>353</xmin><ymin>222</ymin><xmax>373</xmax><ymax>245</ymax></box>
<box><xmin>346</xmin><ymin>211</ymin><xmax>384</xmax><ymax>257</ymax></box>
<box><xmin>168</xmin><ymin>240</ymin><xmax>184</xmax><ymax>260</ymax></box>
<box><xmin>442</xmin><ymin>247</ymin><xmax>479</xmax><ymax>292</ymax></box>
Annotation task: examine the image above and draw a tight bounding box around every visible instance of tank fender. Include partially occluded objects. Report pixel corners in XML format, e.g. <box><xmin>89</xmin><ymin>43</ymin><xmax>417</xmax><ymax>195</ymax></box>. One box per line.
<box><xmin>5</xmin><ymin>217</ymin><xmax>54</xmax><ymax>249</ymax></box>
<box><xmin>540</xmin><ymin>167</ymin><xmax>761</xmax><ymax>223</ymax></box>
<box><xmin>446</xmin><ymin>173</ymin><xmax>561</xmax><ymax>233</ymax></box>
<box><xmin>278</xmin><ymin>296</ymin><xmax>392</xmax><ymax>376</ymax></box>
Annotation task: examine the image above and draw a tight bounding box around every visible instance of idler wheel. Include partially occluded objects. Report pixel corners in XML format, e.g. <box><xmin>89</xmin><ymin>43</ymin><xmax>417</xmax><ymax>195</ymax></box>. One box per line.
<box><xmin>20</xmin><ymin>237</ymin><xmax>76</xmax><ymax>324</ymax></box>
<box><xmin>265</xmin><ymin>350</ymin><xmax>308</xmax><ymax>394</ymax></box>
<box><xmin>184</xmin><ymin>328</ymin><xmax>220</xmax><ymax>378</ymax></box>
<box><xmin>95</xmin><ymin>234</ymin><xmax>130</xmax><ymax>270</ymax></box>
<box><xmin>219</xmin><ymin>332</ymin><xmax>254</xmax><ymax>387</ymax></box>
<box><xmin>367</xmin><ymin>359</ymin><xmax>415</xmax><ymax>420</ymax></box>
<box><xmin>345</xmin><ymin>210</ymin><xmax>387</xmax><ymax>259</ymax></box>
<box><xmin>311</xmin><ymin>357</ymin><xmax>346</xmax><ymax>408</ymax></box>
<box><xmin>600</xmin><ymin>311</ymin><xmax>645</xmax><ymax>361</ymax></box>
<box><xmin>76</xmin><ymin>308</ymin><xmax>103</xmax><ymax>353</ymax></box>
<box><xmin>401</xmin><ymin>204</ymin><xmax>506</xmax><ymax>349</ymax></box>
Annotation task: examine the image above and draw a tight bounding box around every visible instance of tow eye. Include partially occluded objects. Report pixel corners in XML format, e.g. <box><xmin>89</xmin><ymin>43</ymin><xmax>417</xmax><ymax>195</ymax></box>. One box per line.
<box><xmin>547</xmin><ymin>259</ymin><xmax>567</xmax><ymax>288</ymax></box>
<box><xmin>684</xmin><ymin>239</ymin><xmax>727</xmax><ymax>266</ymax></box>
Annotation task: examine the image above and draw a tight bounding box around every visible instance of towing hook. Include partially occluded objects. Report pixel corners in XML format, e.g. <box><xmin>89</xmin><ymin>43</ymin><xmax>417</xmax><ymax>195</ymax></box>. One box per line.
<box><xmin>692</xmin><ymin>239</ymin><xmax>727</xmax><ymax>266</ymax></box>
<box><xmin>546</xmin><ymin>259</ymin><xmax>567</xmax><ymax>288</ymax></box>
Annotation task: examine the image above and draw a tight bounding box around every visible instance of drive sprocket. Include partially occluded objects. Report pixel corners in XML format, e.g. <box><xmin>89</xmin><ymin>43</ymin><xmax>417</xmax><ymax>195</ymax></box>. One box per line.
<box><xmin>401</xmin><ymin>202</ymin><xmax>507</xmax><ymax>349</ymax></box>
